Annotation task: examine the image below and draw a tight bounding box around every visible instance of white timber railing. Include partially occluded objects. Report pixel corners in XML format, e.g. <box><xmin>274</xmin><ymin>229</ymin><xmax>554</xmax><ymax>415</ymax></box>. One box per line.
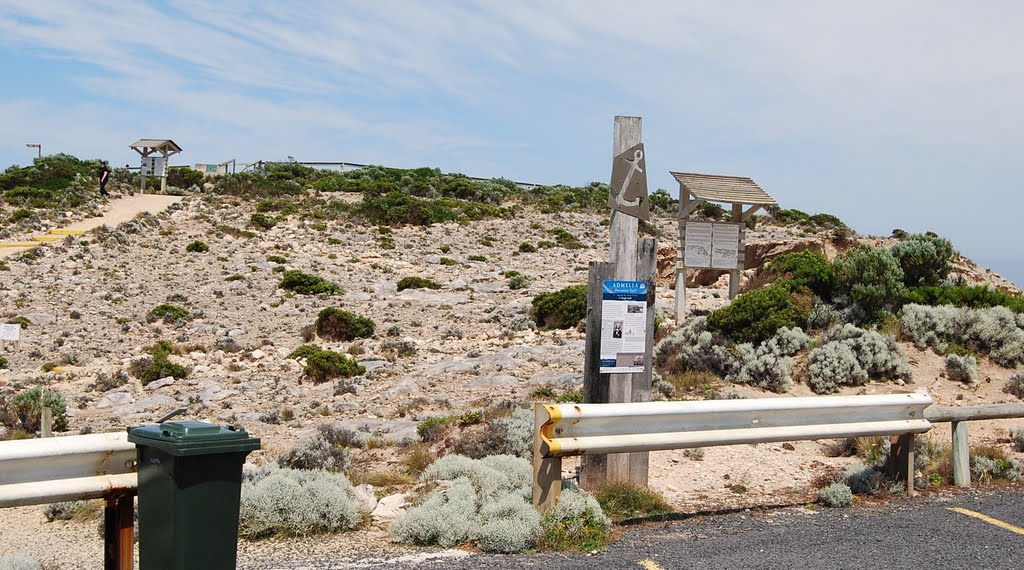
<box><xmin>925</xmin><ymin>403</ymin><xmax>1024</xmax><ymax>487</ymax></box>
<box><xmin>532</xmin><ymin>393</ymin><xmax>933</xmax><ymax>512</ymax></box>
<box><xmin>0</xmin><ymin>432</ymin><xmax>138</xmax><ymax>570</ymax></box>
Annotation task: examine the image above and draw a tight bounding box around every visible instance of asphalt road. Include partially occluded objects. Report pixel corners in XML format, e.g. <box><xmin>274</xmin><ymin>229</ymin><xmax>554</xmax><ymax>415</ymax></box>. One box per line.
<box><xmin>240</xmin><ymin>484</ymin><xmax>1024</xmax><ymax>570</ymax></box>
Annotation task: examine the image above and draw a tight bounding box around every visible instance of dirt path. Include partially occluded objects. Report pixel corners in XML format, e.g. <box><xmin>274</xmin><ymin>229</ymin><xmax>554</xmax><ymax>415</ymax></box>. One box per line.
<box><xmin>0</xmin><ymin>194</ymin><xmax>184</xmax><ymax>259</ymax></box>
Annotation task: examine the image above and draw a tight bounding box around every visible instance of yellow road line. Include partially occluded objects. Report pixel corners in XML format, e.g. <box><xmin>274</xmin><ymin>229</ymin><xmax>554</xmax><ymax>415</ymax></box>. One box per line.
<box><xmin>0</xmin><ymin>243</ymin><xmax>37</xmax><ymax>248</ymax></box>
<box><xmin>948</xmin><ymin>507</ymin><xmax>1024</xmax><ymax>536</ymax></box>
<box><xmin>32</xmin><ymin>236</ymin><xmax>62</xmax><ymax>242</ymax></box>
<box><xmin>49</xmin><ymin>229</ymin><xmax>84</xmax><ymax>235</ymax></box>
<box><xmin>639</xmin><ymin>559</ymin><xmax>665</xmax><ymax>570</ymax></box>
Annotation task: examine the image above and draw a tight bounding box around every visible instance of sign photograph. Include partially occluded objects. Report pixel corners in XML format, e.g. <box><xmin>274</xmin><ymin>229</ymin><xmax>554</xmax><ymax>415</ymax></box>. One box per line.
<box><xmin>599</xmin><ymin>280</ymin><xmax>648</xmax><ymax>373</ymax></box>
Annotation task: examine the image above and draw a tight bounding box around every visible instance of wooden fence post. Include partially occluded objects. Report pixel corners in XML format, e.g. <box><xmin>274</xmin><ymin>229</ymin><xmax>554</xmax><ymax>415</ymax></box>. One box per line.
<box><xmin>889</xmin><ymin>434</ymin><xmax>916</xmax><ymax>496</ymax></box>
<box><xmin>103</xmin><ymin>494</ymin><xmax>134</xmax><ymax>570</ymax></box>
<box><xmin>41</xmin><ymin>407</ymin><xmax>52</xmax><ymax>438</ymax></box>
<box><xmin>951</xmin><ymin>421</ymin><xmax>971</xmax><ymax>487</ymax></box>
<box><xmin>580</xmin><ymin>262</ymin><xmax>613</xmax><ymax>489</ymax></box>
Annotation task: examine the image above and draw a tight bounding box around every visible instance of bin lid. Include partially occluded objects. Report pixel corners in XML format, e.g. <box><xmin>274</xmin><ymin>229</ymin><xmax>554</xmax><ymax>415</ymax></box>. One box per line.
<box><xmin>127</xmin><ymin>421</ymin><xmax>261</xmax><ymax>456</ymax></box>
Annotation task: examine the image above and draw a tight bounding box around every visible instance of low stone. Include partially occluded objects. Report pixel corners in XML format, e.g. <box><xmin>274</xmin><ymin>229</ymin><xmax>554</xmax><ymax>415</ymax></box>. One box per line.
<box><xmin>351</xmin><ymin>484</ymin><xmax>378</xmax><ymax>513</ymax></box>
<box><xmin>145</xmin><ymin>376</ymin><xmax>176</xmax><ymax>391</ymax></box>
<box><xmin>371</xmin><ymin>493</ymin><xmax>409</xmax><ymax>524</ymax></box>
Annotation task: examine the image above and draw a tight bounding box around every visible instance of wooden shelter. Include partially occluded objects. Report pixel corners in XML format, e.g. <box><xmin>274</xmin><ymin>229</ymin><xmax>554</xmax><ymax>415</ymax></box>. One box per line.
<box><xmin>671</xmin><ymin>172</ymin><xmax>778</xmax><ymax>321</ymax></box>
<box><xmin>129</xmin><ymin>139</ymin><xmax>182</xmax><ymax>193</ymax></box>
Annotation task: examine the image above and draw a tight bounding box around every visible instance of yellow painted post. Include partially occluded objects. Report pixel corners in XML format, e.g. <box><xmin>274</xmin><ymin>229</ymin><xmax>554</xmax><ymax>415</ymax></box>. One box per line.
<box><xmin>533</xmin><ymin>404</ymin><xmax>562</xmax><ymax>513</ymax></box>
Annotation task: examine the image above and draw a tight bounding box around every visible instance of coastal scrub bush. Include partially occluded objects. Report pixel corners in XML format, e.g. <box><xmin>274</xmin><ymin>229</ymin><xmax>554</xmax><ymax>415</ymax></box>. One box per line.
<box><xmin>451</xmin><ymin>406</ymin><xmax>534</xmax><ymax>459</ymax></box>
<box><xmin>390</xmin><ymin>455</ymin><xmax>540</xmax><ymax>552</ymax></box>
<box><xmin>763</xmin><ymin>250</ymin><xmax>835</xmax><ymax>299</ymax></box>
<box><xmin>727</xmin><ymin>327</ymin><xmax>810</xmax><ymax>393</ymax></box>
<box><xmin>301</xmin><ymin>348</ymin><xmax>365</xmax><ymax>383</ymax></box>
<box><xmin>279</xmin><ymin>270</ymin><xmax>342</xmax><ymax>295</ymax></box>
<box><xmin>1006</xmin><ymin>373</ymin><xmax>1024</xmax><ymax>399</ymax></box>
<box><xmin>518</xmin><ymin>242</ymin><xmax>537</xmax><ymax>253</ymax></box>
<box><xmin>146</xmin><ymin>303</ymin><xmax>189</xmax><ymax>323</ymax></box>
<box><xmin>417</xmin><ymin>415</ymin><xmax>456</xmax><ymax>442</ymax></box>
<box><xmin>842</xmin><ymin>462</ymin><xmax>888</xmax><ymax>495</ymax></box>
<box><xmin>707</xmin><ymin>283</ymin><xmax>811</xmax><ymax>344</ymax></box>
<box><xmin>0</xmin><ymin>554</ymin><xmax>42</xmax><ymax>570</ymax></box>
<box><xmin>653</xmin><ymin>316</ymin><xmax>735</xmax><ymax>378</ymax></box>
<box><xmin>901</xmin><ymin>284</ymin><xmax>1024</xmax><ymax>313</ymax></box>
<box><xmin>970</xmin><ymin>449</ymin><xmax>1023</xmax><ymax>484</ymax></box>
<box><xmin>396</xmin><ymin>276</ymin><xmax>440</xmax><ymax>291</ymax></box>
<box><xmin>531</xmin><ymin>285</ymin><xmax>587</xmax><ymax>329</ymax></box>
<box><xmin>5</xmin><ymin>386</ymin><xmax>68</xmax><ymax>432</ymax></box>
<box><xmin>184</xmin><ymin>240</ymin><xmax>209</xmax><ymax>253</ymax></box>
<box><xmin>314</xmin><ymin>308</ymin><xmax>375</xmax><ymax>341</ymax></box>
<box><xmin>503</xmin><ymin>270</ymin><xmax>530</xmax><ymax>290</ymax></box>
<box><xmin>833</xmin><ymin>244</ymin><xmax>904</xmax><ymax>315</ymax></box>
<box><xmin>890</xmin><ymin>233</ymin><xmax>954</xmax><ymax>287</ymax></box>
<box><xmin>129</xmin><ymin>340</ymin><xmax>189</xmax><ymax>385</ymax></box>
<box><xmin>900</xmin><ymin>304</ymin><xmax>1024</xmax><ymax>367</ymax></box>
<box><xmin>278</xmin><ymin>433</ymin><xmax>352</xmax><ymax>472</ymax></box>
<box><xmin>806</xmin><ymin>325</ymin><xmax>910</xmax><ymax>394</ymax></box>
<box><xmin>539</xmin><ymin>486</ymin><xmax>612</xmax><ymax>551</ymax></box>
<box><xmin>250</xmin><ymin>212</ymin><xmax>277</xmax><ymax>230</ymax></box>
<box><xmin>240</xmin><ymin>466</ymin><xmax>361</xmax><ymax>539</ymax></box>
<box><xmin>594</xmin><ymin>481</ymin><xmax>672</xmax><ymax>521</ymax></box>
<box><xmin>945</xmin><ymin>354</ymin><xmax>978</xmax><ymax>384</ymax></box>
<box><xmin>818</xmin><ymin>483</ymin><xmax>854</xmax><ymax>508</ymax></box>
<box><xmin>1011</xmin><ymin>429</ymin><xmax>1024</xmax><ymax>452</ymax></box>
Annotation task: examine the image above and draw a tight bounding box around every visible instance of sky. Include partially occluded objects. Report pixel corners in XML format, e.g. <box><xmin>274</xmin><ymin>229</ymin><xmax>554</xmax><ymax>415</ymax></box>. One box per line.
<box><xmin>1</xmin><ymin>1</ymin><xmax>1022</xmax><ymax>285</ymax></box>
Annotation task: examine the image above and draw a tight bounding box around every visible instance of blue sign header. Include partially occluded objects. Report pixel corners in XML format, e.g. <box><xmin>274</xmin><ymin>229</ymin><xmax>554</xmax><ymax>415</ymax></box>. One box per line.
<box><xmin>602</xmin><ymin>280</ymin><xmax>648</xmax><ymax>301</ymax></box>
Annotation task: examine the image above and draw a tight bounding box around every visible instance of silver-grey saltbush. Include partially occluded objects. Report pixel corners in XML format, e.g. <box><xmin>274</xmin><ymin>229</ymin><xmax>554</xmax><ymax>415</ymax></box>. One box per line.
<box><xmin>239</xmin><ymin>466</ymin><xmax>361</xmax><ymax>538</ymax></box>
<box><xmin>945</xmin><ymin>354</ymin><xmax>978</xmax><ymax>384</ymax></box>
<box><xmin>818</xmin><ymin>483</ymin><xmax>853</xmax><ymax>508</ymax></box>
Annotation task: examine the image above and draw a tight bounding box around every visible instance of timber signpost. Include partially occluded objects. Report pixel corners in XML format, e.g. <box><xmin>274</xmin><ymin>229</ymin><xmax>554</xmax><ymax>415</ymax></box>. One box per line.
<box><xmin>581</xmin><ymin>116</ymin><xmax>657</xmax><ymax>489</ymax></box>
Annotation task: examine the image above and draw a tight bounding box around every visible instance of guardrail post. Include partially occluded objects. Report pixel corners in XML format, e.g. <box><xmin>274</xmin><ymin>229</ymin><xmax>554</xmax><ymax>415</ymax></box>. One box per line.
<box><xmin>104</xmin><ymin>494</ymin><xmax>134</xmax><ymax>570</ymax></box>
<box><xmin>951</xmin><ymin>420</ymin><xmax>970</xmax><ymax>487</ymax></box>
<box><xmin>41</xmin><ymin>407</ymin><xmax>52</xmax><ymax>438</ymax></box>
<box><xmin>533</xmin><ymin>404</ymin><xmax>561</xmax><ymax>513</ymax></box>
<box><xmin>888</xmin><ymin>434</ymin><xmax>915</xmax><ymax>496</ymax></box>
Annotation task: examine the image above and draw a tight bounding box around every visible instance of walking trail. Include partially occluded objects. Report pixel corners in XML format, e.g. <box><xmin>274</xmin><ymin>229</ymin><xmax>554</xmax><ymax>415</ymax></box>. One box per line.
<box><xmin>0</xmin><ymin>194</ymin><xmax>184</xmax><ymax>259</ymax></box>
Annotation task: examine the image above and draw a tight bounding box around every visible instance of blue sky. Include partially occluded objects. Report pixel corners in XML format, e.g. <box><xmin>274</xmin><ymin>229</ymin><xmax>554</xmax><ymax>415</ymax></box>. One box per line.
<box><xmin>2</xmin><ymin>1</ymin><xmax>1023</xmax><ymax>285</ymax></box>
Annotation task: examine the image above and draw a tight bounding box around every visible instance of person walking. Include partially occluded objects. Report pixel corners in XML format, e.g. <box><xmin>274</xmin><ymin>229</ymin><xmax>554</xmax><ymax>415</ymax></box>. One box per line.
<box><xmin>98</xmin><ymin>161</ymin><xmax>110</xmax><ymax>197</ymax></box>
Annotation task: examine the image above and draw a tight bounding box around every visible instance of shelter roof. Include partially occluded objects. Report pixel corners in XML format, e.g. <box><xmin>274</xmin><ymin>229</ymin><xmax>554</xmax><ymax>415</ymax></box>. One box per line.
<box><xmin>129</xmin><ymin>139</ymin><xmax>183</xmax><ymax>153</ymax></box>
<box><xmin>670</xmin><ymin>172</ymin><xmax>777</xmax><ymax>206</ymax></box>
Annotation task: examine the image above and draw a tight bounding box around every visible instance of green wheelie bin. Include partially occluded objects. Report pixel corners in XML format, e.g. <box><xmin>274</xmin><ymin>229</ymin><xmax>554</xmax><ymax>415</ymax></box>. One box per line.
<box><xmin>128</xmin><ymin>421</ymin><xmax>260</xmax><ymax>569</ymax></box>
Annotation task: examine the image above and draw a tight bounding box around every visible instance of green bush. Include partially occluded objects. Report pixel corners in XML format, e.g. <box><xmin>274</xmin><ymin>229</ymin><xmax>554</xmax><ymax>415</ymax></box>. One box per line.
<box><xmin>396</xmin><ymin>276</ymin><xmax>441</xmax><ymax>291</ymax></box>
<box><xmin>278</xmin><ymin>434</ymin><xmax>351</xmax><ymax>472</ymax></box>
<box><xmin>707</xmin><ymin>284</ymin><xmax>810</xmax><ymax>344</ymax></box>
<box><xmin>9</xmin><ymin>208</ymin><xmax>33</xmax><ymax>222</ymax></box>
<box><xmin>166</xmin><ymin>168</ymin><xmax>205</xmax><ymax>189</ymax></box>
<box><xmin>289</xmin><ymin>344</ymin><xmax>321</xmax><ymax>360</ymax></box>
<box><xmin>0</xmin><ymin>356</ymin><xmax>7</xmax><ymax>369</ymax></box>
<box><xmin>531</xmin><ymin>285</ymin><xmax>587</xmax><ymax>329</ymax></box>
<box><xmin>129</xmin><ymin>340</ymin><xmax>189</xmax><ymax>386</ymax></box>
<box><xmin>833</xmin><ymin>244</ymin><xmax>904</xmax><ymax>315</ymax></box>
<box><xmin>267</xmin><ymin>254</ymin><xmax>288</xmax><ymax>264</ymax></box>
<box><xmin>146</xmin><ymin>303</ymin><xmax>190</xmax><ymax>323</ymax></box>
<box><xmin>417</xmin><ymin>416</ymin><xmax>456</xmax><ymax>442</ymax></box>
<box><xmin>505</xmin><ymin>270</ymin><xmax>530</xmax><ymax>290</ymax></box>
<box><xmin>594</xmin><ymin>481</ymin><xmax>673</xmax><ymax>521</ymax></box>
<box><xmin>0</xmin><ymin>154</ymin><xmax>103</xmax><ymax>209</ymax></box>
<box><xmin>765</xmin><ymin>250</ymin><xmax>835</xmax><ymax>299</ymax></box>
<box><xmin>518</xmin><ymin>242</ymin><xmax>537</xmax><ymax>253</ymax></box>
<box><xmin>549</xmin><ymin>227</ymin><xmax>583</xmax><ymax>249</ymax></box>
<box><xmin>901</xmin><ymin>284</ymin><xmax>1024</xmax><ymax>313</ymax></box>
<box><xmin>314</xmin><ymin>308</ymin><xmax>375</xmax><ymax>341</ymax></box>
<box><xmin>890</xmin><ymin>233</ymin><xmax>954</xmax><ymax>287</ymax></box>
<box><xmin>279</xmin><ymin>270</ymin><xmax>342</xmax><ymax>295</ymax></box>
<box><xmin>5</xmin><ymin>386</ymin><xmax>68</xmax><ymax>432</ymax></box>
<box><xmin>302</xmin><ymin>348</ymin><xmax>365</xmax><ymax>383</ymax></box>
<box><xmin>439</xmin><ymin>257</ymin><xmax>457</xmax><ymax>266</ymax></box>
<box><xmin>818</xmin><ymin>483</ymin><xmax>853</xmax><ymax>507</ymax></box>
<box><xmin>250</xmin><ymin>212</ymin><xmax>277</xmax><ymax>230</ymax></box>
<box><xmin>184</xmin><ymin>240</ymin><xmax>209</xmax><ymax>253</ymax></box>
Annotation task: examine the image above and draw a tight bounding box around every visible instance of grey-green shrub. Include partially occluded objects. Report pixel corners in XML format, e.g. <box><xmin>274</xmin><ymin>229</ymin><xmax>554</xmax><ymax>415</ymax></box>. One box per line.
<box><xmin>390</xmin><ymin>455</ymin><xmax>539</xmax><ymax>552</ymax></box>
<box><xmin>277</xmin><ymin>433</ymin><xmax>351</xmax><ymax>472</ymax></box>
<box><xmin>842</xmin><ymin>462</ymin><xmax>887</xmax><ymax>494</ymax></box>
<box><xmin>727</xmin><ymin>327</ymin><xmax>810</xmax><ymax>393</ymax></box>
<box><xmin>818</xmin><ymin>483</ymin><xmax>853</xmax><ymax>508</ymax></box>
<box><xmin>833</xmin><ymin>244</ymin><xmax>904</xmax><ymax>315</ymax></box>
<box><xmin>653</xmin><ymin>317</ymin><xmax>735</xmax><ymax>377</ymax></box>
<box><xmin>806</xmin><ymin>325</ymin><xmax>910</xmax><ymax>394</ymax></box>
<box><xmin>239</xmin><ymin>466</ymin><xmax>361</xmax><ymax>538</ymax></box>
<box><xmin>540</xmin><ymin>485</ymin><xmax>612</xmax><ymax>551</ymax></box>
<box><xmin>890</xmin><ymin>233</ymin><xmax>953</xmax><ymax>287</ymax></box>
<box><xmin>900</xmin><ymin>304</ymin><xmax>1024</xmax><ymax>367</ymax></box>
<box><xmin>0</xmin><ymin>554</ymin><xmax>42</xmax><ymax>570</ymax></box>
<box><xmin>1011</xmin><ymin>428</ymin><xmax>1024</xmax><ymax>452</ymax></box>
<box><xmin>1007</xmin><ymin>373</ymin><xmax>1024</xmax><ymax>399</ymax></box>
<box><xmin>945</xmin><ymin>354</ymin><xmax>977</xmax><ymax>384</ymax></box>
<box><xmin>971</xmin><ymin>456</ymin><xmax>1023</xmax><ymax>483</ymax></box>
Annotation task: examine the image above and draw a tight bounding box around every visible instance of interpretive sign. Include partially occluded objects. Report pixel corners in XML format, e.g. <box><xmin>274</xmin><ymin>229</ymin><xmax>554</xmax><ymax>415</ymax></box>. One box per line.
<box><xmin>599</xmin><ymin>280</ymin><xmax>648</xmax><ymax>373</ymax></box>
<box><xmin>608</xmin><ymin>142</ymin><xmax>650</xmax><ymax>220</ymax></box>
<box><xmin>0</xmin><ymin>323</ymin><xmax>20</xmax><ymax>342</ymax></box>
<box><xmin>684</xmin><ymin>222</ymin><xmax>742</xmax><ymax>270</ymax></box>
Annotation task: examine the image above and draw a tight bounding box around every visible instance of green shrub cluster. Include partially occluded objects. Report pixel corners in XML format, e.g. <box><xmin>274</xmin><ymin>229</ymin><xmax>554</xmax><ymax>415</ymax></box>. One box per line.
<box><xmin>833</xmin><ymin>244</ymin><xmax>904</xmax><ymax>315</ymax></box>
<box><xmin>295</xmin><ymin>347</ymin><xmax>365</xmax><ymax>383</ymax></box>
<box><xmin>314</xmin><ymin>308</ymin><xmax>375</xmax><ymax>341</ymax></box>
<box><xmin>279</xmin><ymin>270</ymin><xmax>342</xmax><ymax>295</ymax></box>
<box><xmin>531</xmin><ymin>285</ymin><xmax>587</xmax><ymax>329</ymax></box>
<box><xmin>184</xmin><ymin>240</ymin><xmax>209</xmax><ymax>253</ymax></box>
<box><xmin>890</xmin><ymin>233</ymin><xmax>953</xmax><ymax>286</ymax></box>
<box><xmin>0</xmin><ymin>154</ymin><xmax>104</xmax><ymax>208</ymax></box>
<box><xmin>1</xmin><ymin>386</ymin><xmax>68</xmax><ymax>432</ymax></box>
<box><xmin>396</xmin><ymin>276</ymin><xmax>440</xmax><ymax>291</ymax></box>
<box><xmin>770</xmin><ymin>208</ymin><xmax>848</xmax><ymax>231</ymax></box>
<box><xmin>901</xmin><ymin>284</ymin><xmax>1024</xmax><ymax>313</ymax></box>
<box><xmin>594</xmin><ymin>481</ymin><xmax>673</xmax><ymax>521</ymax></box>
<box><xmin>129</xmin><ymin>340</ymin><xmax>189</xmax><ymax>386</ymax></box>
<box><xmin>278</xmin><ymin>433</ymin><xmax>351</xmax><ymax>472</ymax></box>
<box><xmin>538</xmin><ymin>486</ymin><xmax>612</xmax><ymax>551</ymax></box>
<box><xmin>146</xmin><ymin>303</ymin><xmax>190</xmax><ymax>323</ymax></box>
<box><xmin>707</xmin><ymin>283</ymin><xmax>810</xmax><ymax>344</ymax></box>
<box><xmin>764</xmin><ymin>250</ymin><xmax>835</xmax><ymax>298</ymax></box>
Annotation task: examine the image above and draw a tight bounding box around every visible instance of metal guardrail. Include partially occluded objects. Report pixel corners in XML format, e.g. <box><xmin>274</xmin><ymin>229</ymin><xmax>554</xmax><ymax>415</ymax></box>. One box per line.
<box><xmin>0</xmin><ymin>432</ymin><xmax>138</xmax><ymax>570</ymax></box>
<box><xmin>925</xmin><ymin>403</ymin><xmax>1024</xmax><ymax>487</ymax></box>
<box><xmin>532</xmin><ymin>393</ymin><xmax>933</xmax><ymax>512</ymax></box>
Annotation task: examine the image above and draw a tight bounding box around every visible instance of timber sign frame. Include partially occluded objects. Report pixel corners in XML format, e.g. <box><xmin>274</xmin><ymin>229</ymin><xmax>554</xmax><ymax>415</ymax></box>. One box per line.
<box><xmin>670</xmin><ymin>172</ymin><xmax>777</xmax><ymax>321</ymax></box>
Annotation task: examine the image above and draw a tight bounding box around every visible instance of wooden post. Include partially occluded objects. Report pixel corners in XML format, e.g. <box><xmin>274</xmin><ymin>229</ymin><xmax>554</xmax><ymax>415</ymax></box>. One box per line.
<box><xmin>580</xmin><ymin>262</ymin><xmax>613</xmax><ymax>489</ymax></box>
<box><xmin>888</xmin><ymin>434</ymin><xmax>915</xmax><ymax>496</ymax></box>
<box><xmin>533</xmin><ymin>404</ymin><xmax>562</xmax><ymax>513</ymax></box>
<box><xmin>674</xmin><ymin>183</ymin><xmax>689</xmax><ymax>322</ymax></box>
<box><xmin>628</xmin><ymin>238</ymin><xmax>657</xmax><ymax>485</ymax></box>
<box><xmin>104</xmin><ymin>494</ymin><xmax>134</xmax><ymax>570</ymax></box>
<box><xmin>951</xmin><ymin>421</ymin><xmax>971</xmax><ymax>487</ymax></box>
<box><xmin>609</xmin><ymin>116</ymin><xmax>641</xmax><ymax>280</ymax></box>
<box><xmin>41</xmin><ymin>407</ymin><xmax>52</xmax><ymax>438</ymax></box>
<box><xmin>728</xmin><ymin>203</ymin><xmax>743</xmax><ymax>299</ymax></box>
